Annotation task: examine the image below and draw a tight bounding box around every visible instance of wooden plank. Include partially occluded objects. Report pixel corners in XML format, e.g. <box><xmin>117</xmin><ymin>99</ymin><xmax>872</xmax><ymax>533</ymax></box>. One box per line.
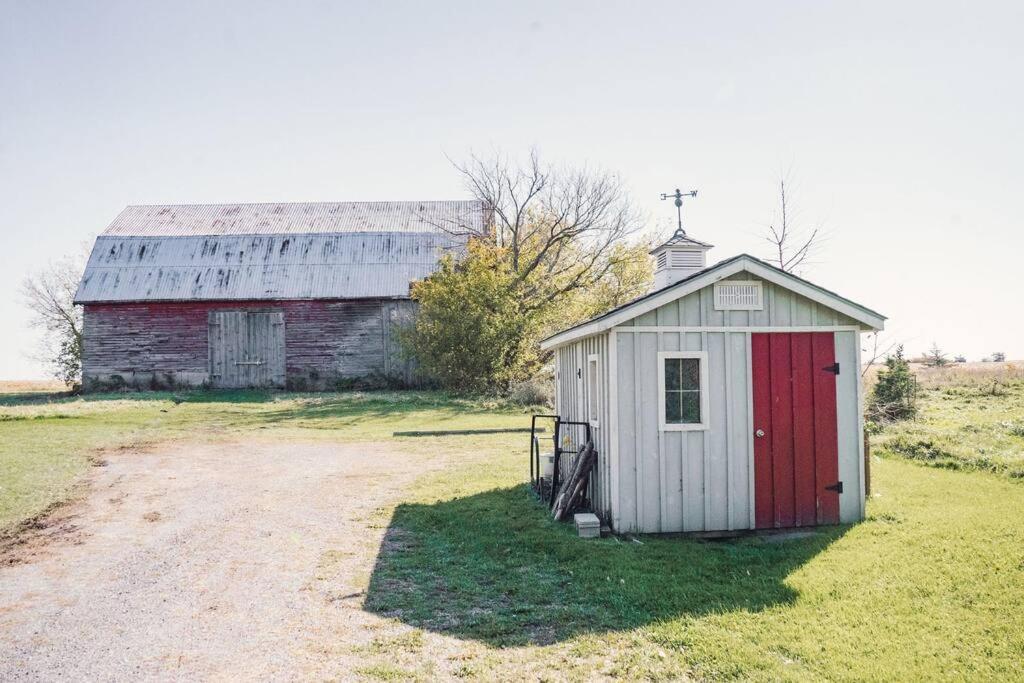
<box><xmin>812</xmin><ymin>332</ymin><xmax>840</xmax><ymax>524</ymax></box>
<box><xmin>751</xmin><ymin>333</ymin><xmax>773</xmax><ymax>529</ymax></box>
<box><xmin>770</xmin><ymin>333</ymin><xmax>796</xmax><ymax>528</ymax></box>
<box><xmin>790</xmin><ymin>332</ymin><xmax>817</xmax><ymax>527</ymax></box>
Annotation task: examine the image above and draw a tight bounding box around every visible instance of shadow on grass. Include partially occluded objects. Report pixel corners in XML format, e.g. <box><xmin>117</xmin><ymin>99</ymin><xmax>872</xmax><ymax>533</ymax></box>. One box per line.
<box><xmin>364</xmin><ymin>485</ymin><xmax>849</xmax><ymax>647</ymax></box>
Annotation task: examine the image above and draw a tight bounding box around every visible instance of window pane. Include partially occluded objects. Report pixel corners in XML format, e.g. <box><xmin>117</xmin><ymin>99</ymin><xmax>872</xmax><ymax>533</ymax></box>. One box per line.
<box><xmin>680</xmin><ymin>358</ymin><xmax>700</xmax><ymax>390</ymax></box>
<box><xmin>665</xmin><ymin>359</ymin><xmax>681</xmax><ymax>391</ymax></box>
<box><xmin>665</xmin><ymin>391</ymin><xmax>682</xmax><ymax>423</ymax></box>
<box><xmin>681</xmin><ymin>391</ymin><xmax>701</xmax><ymax>423</ymax></box>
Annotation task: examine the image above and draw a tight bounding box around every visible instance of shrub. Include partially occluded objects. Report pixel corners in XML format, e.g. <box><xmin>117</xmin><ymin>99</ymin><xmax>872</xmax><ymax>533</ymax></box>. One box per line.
<box><xmin>508</xmin><ymin>378</ymin><xmax>553</xmax><ymax>407</ymax></box>
<box><xmin>868</xmin><ymin>345</ymin><xmax>917</xmax><ymax>422</ymax></box>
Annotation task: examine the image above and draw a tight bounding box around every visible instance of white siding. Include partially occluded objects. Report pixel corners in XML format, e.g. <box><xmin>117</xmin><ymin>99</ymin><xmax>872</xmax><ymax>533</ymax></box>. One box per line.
<box><xmin>554</xmin><ymin>334</ymin><xmax>612</xmax><ymax>521</ymax></box>
<box><xmin>551</xmin><ymin>266</ymin><xmax>868</xmax><ymax>534</ymax></box>
<box><xmin>614</xmin><ymin>329</ymin><xmax>752</xmax><ymax>533</ymax></box>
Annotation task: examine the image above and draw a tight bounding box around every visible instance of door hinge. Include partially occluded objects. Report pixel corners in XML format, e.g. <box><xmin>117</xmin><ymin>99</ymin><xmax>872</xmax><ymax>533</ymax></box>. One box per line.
<box><xmin>823</xmin><ymin>362</ymin><xmax>840</xmax><ymax>375</ymax></box>
<box><xmin>825</xmin><ymin>481</ymin><xmax>843</xmax><ymax>494</ymax></box>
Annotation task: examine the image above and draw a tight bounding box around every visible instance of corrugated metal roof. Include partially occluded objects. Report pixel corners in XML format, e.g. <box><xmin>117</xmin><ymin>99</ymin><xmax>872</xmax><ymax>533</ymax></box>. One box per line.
<box><xmin>76</xmin><ymin>201</ymin><xmax>482</xmax><ymax>303</ymax></box>
<box><xmin>102</xmin><ymin>201</ymin><xmax>485</xmax><ymax>236</ymax></box>
<box><xmin>650</xmin><ymin>228</ymin><xmax>714</xmax><ymax>253</ymax></box>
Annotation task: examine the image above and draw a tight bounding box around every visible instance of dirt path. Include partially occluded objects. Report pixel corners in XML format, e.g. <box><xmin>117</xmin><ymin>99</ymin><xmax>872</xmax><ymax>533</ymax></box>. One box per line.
<box><xmin>0</xmin><ymin>439</ymin><xmax>447</xmax><ymax>681</ymax></box>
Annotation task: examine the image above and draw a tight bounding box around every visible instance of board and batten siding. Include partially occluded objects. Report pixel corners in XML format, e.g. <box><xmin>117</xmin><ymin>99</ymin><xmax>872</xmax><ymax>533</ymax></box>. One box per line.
<box><xmin>554</xmin><ymin>270</ymin><xmax>867</xmax><ymax>534</ymax></box>
<box><xmin>554</xmin><ymin>334</ymin><xmax>612</xmax><ymax>521</ymax></box>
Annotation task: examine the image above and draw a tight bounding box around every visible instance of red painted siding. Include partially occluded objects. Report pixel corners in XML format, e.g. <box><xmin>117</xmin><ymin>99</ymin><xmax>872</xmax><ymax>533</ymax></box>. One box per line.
<box><xmin>82</xmin><ymin>299</ymin><xmax>414</xmax><ymax>389</ymax></box>
<box><xmin>753</xmin><ymin>332</ymin><xmax>840</xmax><ymax>529</ymax></box>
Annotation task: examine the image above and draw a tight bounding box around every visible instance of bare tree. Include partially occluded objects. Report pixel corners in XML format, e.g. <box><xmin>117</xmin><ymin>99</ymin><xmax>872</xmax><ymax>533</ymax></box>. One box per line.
<box><xmin>861</xmin><ymin>331</ymin><xmax>901</xmax><ymax>378</ymax></box>
<box><xmin>923</xmin><ymin>342</ymin><xmax>949</xmax><ymax>367</ymax></box>
<box><xmin>21</xmin><ymin>251</ymin><xmax>87</xmax><ymax>386</ymax></box>
<box><xmin>992</xmin><ymin>351</ymin><xmax>1007</xmax><ymax>362</ymax></box>
<box><xmin>764</xmin><ymin>176</ymin><xmax>823</xmax><ymax>273</ymax></box>
<box><xmin>442</xmin><ymin>149</ymin><xmax>644</xmax><ymax>311</ymax></box>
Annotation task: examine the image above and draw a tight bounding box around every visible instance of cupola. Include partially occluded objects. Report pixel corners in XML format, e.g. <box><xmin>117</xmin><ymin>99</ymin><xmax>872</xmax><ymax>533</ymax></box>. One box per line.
<box><xmin>650</xmin><ymin>228</ymin><xmax>713</xmax><ymax>290</ymax></box>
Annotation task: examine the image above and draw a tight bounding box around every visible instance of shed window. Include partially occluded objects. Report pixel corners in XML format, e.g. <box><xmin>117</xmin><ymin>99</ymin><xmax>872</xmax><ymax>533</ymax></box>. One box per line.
<box><xmin>587</xmin><ymin>354</ymin><xmax>600</xmax><ymax>426</ymax></box>
<box><xmin>658</xmin><ymin>351</ymin><xmax>709</xmax><ymax>431</ymax></box>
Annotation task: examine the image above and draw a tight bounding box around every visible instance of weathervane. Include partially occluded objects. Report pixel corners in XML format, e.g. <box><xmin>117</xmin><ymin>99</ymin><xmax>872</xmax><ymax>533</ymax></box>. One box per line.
<box><xmin>660</xmin><ymin>188</ymin><xmax>698</xmax><ymax>237</ymax></box>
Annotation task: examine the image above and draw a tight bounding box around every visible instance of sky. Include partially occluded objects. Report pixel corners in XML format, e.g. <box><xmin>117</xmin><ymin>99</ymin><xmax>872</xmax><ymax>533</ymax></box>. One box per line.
<box><xmin>1</xmin><ymin>0</ymin><xmax>1022</xmax><ymax>378</ymax></box>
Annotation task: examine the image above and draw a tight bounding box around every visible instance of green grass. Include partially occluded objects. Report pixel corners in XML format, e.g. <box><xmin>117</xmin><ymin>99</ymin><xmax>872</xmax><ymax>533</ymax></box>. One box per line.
<box><xmin>875</xmin><ymin>379</ymin><xmax>1024</xmax><ymax>478</ymax></box>
<box><xmin>2</xmin><ymin>384</ymin><xmax>1023</xmax><ymax>679</ymax></box>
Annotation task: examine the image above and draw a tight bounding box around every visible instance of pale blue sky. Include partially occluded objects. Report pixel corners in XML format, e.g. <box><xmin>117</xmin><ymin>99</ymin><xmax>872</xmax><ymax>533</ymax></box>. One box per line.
<box><xmin>2</xmin><ymin>1</ymin><xmax>1021</xmax><ymax>378</ymax></box>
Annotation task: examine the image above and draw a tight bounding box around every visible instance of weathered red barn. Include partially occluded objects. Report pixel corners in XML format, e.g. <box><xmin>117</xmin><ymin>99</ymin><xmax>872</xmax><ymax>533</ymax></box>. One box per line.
<box><xmin>74</xmin><ymin>201</ymin><xmax>484</xmax><ymax>390</ymax></box>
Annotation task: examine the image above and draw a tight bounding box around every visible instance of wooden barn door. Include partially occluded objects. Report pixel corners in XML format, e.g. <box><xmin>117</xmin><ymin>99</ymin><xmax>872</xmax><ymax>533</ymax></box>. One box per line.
<box><xmin>752</xmin><ymin>332</ymin><xmax>841</xmax><ymax>528</ymax></box>
<box><xmin>208</xmin><ymin>311</ymin><xmax>286</xmax><ymax>388</ymax></box>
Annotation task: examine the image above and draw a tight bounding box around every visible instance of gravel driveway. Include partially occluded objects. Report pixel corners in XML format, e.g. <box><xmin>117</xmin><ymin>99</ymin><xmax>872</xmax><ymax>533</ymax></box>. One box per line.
<box><xmin>0</xmin><ymin>439</ymin><xmax>442</xmax><ymax>681</ymax></box>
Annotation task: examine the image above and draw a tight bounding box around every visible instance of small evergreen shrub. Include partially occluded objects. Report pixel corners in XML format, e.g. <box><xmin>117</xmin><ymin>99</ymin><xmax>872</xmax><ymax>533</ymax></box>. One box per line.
<box><xmin>868</xmin><ymin>345</ymin><xmax>917</xmax><ymax>422</ymax></box>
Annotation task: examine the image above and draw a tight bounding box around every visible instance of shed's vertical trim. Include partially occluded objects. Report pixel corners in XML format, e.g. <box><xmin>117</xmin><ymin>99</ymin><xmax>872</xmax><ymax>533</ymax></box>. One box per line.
<box><xmin>724</xmin><ymin>331</ymin><xmax>734</xmax><ymax>531</ymax></box>
<box><xmin>608</xmin><ymin>330</ymin><xmax>620</xmax><ymax>530</ymax></box>
<box><xmin>657</xmin><ymin>331</ymin><xmax>667</xmax><ymax>530</ymax></box>
<box><xmin>630</xmin><ymin>333</ymin><xmax>638</xmax><ymax>532</ymax></box>
<box><xmin>856</xmin><ymin>332</ymin><xmax>866</xmax><ymax>518</ymax></box>
<box><xmin>746</xmin><ymin>331</ymin><xmax>756</xmax><ymax>530</ymax></box>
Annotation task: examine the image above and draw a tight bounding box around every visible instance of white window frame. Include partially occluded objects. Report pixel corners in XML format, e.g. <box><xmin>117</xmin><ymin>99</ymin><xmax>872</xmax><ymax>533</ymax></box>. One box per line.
<box><xmin>587</xmin><ymin>354</ymin><xmax>601</xmax><ymax>427</ymax></box>
<box><xmin>713</xmin><ymin>280</ymin><xmax>764</xmax><ymax>311</ymax></box>
<box><xmin>657</xmin><ymin>351</ymin><xmax>710</xmax><ymax>431</ymax></box>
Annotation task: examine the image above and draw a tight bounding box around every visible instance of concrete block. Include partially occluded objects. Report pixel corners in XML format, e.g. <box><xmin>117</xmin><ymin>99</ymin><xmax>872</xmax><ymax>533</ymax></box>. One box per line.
<box><xmin>574</xmin><ymin>513</ymin><xmax>601</xmax><ymax>539</ymax></box>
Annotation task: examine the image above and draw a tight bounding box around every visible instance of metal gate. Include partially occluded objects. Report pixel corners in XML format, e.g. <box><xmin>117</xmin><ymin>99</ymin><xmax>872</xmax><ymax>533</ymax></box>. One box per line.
<box><xmin>208</xmin><ymin>311</ymin><xmax>286</xmax><ymax>388</ymax></box>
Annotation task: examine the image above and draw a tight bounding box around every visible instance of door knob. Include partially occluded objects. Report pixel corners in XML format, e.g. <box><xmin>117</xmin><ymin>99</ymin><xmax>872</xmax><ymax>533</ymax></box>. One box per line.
<box><xmin>755</xmin><ymin>429</ymin><xmax>765</xmax><ymax>438</ymax></box>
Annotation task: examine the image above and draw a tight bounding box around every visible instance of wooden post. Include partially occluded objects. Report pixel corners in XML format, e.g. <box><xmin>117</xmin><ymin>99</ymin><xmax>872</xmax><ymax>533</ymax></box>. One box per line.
<box><xmin>864</xmin><ymin>428</ymin><xmax>871</xmax><ymax>498</ymax></box>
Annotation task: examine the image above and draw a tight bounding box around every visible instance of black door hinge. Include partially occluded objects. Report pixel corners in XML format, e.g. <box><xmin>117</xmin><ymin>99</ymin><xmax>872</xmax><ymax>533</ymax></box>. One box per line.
<box><xmin>823</xmin><ymin>362</ymin><xmax>840</xmax><ymax>375</ymax></box>
<box><xmin>825</xmin><ymin>481</ymin><xmax>843</xmax><ymax>494</ymax></box>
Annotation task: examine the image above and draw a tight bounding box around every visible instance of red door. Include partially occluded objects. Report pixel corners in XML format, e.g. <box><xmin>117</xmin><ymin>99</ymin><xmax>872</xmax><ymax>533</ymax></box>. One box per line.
<box><xmin>752</xmin><ymin>332</ymin><xmax>841</xmax><ymax>528</ymax></box>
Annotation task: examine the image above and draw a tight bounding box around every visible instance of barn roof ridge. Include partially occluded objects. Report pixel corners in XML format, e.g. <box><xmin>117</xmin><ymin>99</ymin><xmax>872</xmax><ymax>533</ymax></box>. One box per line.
<box><xmin>541</xmin><ymin>253</ymin><xmax>886</xmax><ymax>349</ymax></box>
<box><xmin>102</xmin><ymin>200</ymin><xmax>487</xmax><ymax>238</ymax></box>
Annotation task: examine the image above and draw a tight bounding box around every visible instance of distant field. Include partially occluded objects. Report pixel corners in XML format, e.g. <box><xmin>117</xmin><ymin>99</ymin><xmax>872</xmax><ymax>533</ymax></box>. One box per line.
<box><xmin>0</xmin><ymin>379</ymin><xmax>66</xmax><ymax>394</ymax></box>
<box><xmin>863</xmin><ymin>359</ymin><xmax>1024</xmax><ymax>389</ymax></box>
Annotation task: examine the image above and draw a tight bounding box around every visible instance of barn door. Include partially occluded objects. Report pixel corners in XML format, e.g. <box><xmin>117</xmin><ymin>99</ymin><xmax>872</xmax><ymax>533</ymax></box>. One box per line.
<box><xmin>752</xmin><ymin>332</ymin><xmax>840</xmax><ymax>528</ymax></box>
<box><xmin>208</xmin><ymin>311</ymin><xmax>286</xmax><ymax>388</ymax></box>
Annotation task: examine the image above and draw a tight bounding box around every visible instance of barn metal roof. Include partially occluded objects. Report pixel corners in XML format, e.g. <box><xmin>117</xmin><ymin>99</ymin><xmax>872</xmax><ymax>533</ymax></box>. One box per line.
<box><xmin>76</xmin><ymin>201</ymin><xmax>483</xmax><ymax>303</ymax></box>
<box><xmin>101</xmin><ymin>201</ymin><xmax>486</xmax><ymax>236</ymax></box>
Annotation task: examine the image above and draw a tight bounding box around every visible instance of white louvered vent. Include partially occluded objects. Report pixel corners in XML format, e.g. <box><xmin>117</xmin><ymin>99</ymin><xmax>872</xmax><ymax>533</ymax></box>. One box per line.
<box><xmin>656</xmin><ymin>252</ymin><xmax>668</xmax><ymax>269</ymax></box>
<box><xmin>669</xmin><ymin>250</ymin><xmax>704</xmax><ymax>269</ymax></box>
<box><xmin>714</xmin><ymin>281</ymin><xmax>764</xmax><ymax>310</ymax></box>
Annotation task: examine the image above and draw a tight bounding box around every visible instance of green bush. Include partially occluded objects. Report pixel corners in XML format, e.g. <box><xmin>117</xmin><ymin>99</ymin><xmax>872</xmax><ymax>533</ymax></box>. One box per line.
<box><xmin>869</xmin><ymin>345</ymin><xmax>917</xmax><ymax>422</ymax></box>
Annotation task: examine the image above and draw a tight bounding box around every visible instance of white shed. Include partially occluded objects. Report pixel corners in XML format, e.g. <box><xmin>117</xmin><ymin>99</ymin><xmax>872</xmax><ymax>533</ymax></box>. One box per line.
<box><xmin>541</xmin><ymin>231</ymin><xmax>885</xmax><ymax>534</ymax></box>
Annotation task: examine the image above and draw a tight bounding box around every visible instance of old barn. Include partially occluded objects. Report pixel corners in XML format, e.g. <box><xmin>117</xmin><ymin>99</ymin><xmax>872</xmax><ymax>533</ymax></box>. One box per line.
<box><xmin>542</xmin><ymin>229</ymin><xmax>885</xmax><ymax>533</ymax></box>
<box><xmin>74</xmin><ymin>201</ymin><xmax>484</xmax><ymax>390</ymax></box>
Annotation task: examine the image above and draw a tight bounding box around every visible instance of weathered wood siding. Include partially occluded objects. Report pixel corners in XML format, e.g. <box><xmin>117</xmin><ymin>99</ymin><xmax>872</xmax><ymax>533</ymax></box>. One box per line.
<box><xmin>82</xmin><ymin>299</ymin><xmax>417</xmax><ymax>390</ymax></box>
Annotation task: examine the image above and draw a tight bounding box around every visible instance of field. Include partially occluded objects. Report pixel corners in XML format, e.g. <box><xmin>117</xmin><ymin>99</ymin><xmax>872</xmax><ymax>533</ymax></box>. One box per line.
<box><xmin>1</xmin><ymin>381</ymin><xmax>1023</xmax><ymax>680</ymax></box>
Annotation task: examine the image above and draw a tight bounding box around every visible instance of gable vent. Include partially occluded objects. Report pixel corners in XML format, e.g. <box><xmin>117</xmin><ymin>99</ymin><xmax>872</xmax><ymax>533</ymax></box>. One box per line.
<box><xmin>714</xmin><ymin>281</ymin><xmax>764</xmax><ymax>310</ymax></box>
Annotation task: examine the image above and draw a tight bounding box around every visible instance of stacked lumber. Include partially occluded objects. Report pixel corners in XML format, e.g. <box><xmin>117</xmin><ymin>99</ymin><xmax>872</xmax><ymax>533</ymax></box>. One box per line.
<box><xmin>552</xmin><ymin>440</ymin><xmax>596</xmax><ymax>521</ymax></box>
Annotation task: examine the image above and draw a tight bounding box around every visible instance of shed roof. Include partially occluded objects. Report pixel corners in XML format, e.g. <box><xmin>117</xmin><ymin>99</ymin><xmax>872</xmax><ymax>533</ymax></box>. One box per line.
<box><xmin>75</xmin><ymin>201</ymin><xmax>483</xmax><ymax>304</ymax></box>
<box><xmin>541</xmin><ymin>254</ymin><xmax>886</xmax><ymax>349</ymax></box>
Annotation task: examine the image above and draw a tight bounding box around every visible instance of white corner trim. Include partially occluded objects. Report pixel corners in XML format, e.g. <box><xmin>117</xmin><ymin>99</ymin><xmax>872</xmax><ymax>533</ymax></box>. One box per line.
<box><xmin>541</xmin><ymin>255</ymin><xmax>884</xmax><ymax>350</ymax></box>
<box><xmin>656</xmin><ymin>351</ymin><xmax>711</xmax><ymax>432</ymax></box>
<box><xmin>587</xmin><ymin>353</ymin><xmax>600</xmax><ymax>427</ymax></box>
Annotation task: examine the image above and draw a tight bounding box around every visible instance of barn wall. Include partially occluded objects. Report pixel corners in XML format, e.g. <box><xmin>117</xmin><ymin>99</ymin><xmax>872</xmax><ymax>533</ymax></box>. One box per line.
<box><xmin>553</xmin><ymin>334</ymin><xmax>611</xmax><ymax>522</ymax></box>
<box><xmin>81</xmin><ymin>299</ymin><xmax>417</xmax><ymax>390</ymax></box>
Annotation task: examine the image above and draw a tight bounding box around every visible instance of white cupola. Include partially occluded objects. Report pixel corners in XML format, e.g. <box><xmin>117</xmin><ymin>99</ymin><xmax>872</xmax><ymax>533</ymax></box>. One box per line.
<box><xmin>650</xmin><ymin>227</ymin><xmax>713</xmax><ymax>290</ymax></box>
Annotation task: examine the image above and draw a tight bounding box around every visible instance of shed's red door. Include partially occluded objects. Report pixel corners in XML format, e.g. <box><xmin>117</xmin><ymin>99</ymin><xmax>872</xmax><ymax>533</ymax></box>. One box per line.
<box><xmin>752</xmin><ymin>332</ymin><xmax>841</xmax><ymax>528</ymax></box>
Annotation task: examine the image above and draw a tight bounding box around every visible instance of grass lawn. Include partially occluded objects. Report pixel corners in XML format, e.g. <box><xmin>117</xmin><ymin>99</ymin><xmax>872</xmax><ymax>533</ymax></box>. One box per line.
<box><xmin>2</xmin><ymin>383</ymin><xmax>1023</xmax><ymax>680</ymax></box>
